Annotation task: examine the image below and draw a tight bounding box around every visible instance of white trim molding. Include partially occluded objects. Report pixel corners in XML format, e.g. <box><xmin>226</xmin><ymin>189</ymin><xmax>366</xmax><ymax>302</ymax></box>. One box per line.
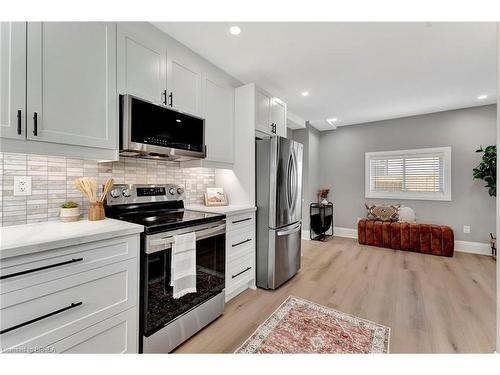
<box><xmin>454</xmin><ymin>240</ymin><xmax>492</xmax><ymax>256</ymax></box>
<box><xmin>365</xmin><ymin>146</ymin><xmax>452</xmax><ymax>201</ymax></box>
<box><xmin>333</xmin><ymin>227</ymin><xmax>358</xmax><ymax>239</ymax></box>
<box><xmin>333</xmin><ymin>227</ymin><xmax>492</xmax><ymax>256</ymax></box>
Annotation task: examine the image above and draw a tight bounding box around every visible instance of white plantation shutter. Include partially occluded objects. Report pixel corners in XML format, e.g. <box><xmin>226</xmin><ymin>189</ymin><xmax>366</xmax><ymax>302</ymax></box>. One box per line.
<box><xmin>366</xmin><ymin>147</ymin><xmax>451</xmax><ymax>201</ymax></box>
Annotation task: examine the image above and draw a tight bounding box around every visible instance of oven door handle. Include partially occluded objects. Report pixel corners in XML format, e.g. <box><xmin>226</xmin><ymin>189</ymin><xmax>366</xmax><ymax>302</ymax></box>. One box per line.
<box><xmin>195</xmin><ymin>223</ymin><xmax>226</xmax><ymax>241</ymax></box>
<box><xmin>147</xmin><ymin>223</ymin><xmax>226</xmax><ymax>253</ymax></box>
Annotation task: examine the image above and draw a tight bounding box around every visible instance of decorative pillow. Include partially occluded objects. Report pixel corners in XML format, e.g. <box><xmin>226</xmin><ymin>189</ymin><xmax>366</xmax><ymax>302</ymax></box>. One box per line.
<box><xmin>365</xmin><ymin>203</ymin><xmax>400</xmax><ymax>222</ymax></box>
<box><xmin>398</xmin><ymin>206</ymin><xmax>416</xmax><ymax>223</ymax></box>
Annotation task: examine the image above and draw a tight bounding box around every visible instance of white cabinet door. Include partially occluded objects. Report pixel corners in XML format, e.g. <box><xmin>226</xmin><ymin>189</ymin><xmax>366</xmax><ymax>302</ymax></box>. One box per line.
<box><xmin>26</xmin><ymin>22</ymin><xmax>117</xmax><ymax>149</ymax></box>
<box><xmin>203</xmin><ymin>75</ymin><xmax>234</xmax><ymax>164</ymax></box>
<box><xmin>255</xmin><ymin>88</ymin><xmax>272</xmax><ymax>135</ymax></box>
<box><xmin>0</xmin><ymin>22</ymin><xmax>26</xmax><ymax>140</ymax></box>
<box><xmin>271</xmin><ymin>97</ymin><xmax>287</xmax><ymax>137</ymax></box>
<box><xmin>52</xmin><ymin>308</ymin><xmax>137</xmax><ymax>353</ymax></box>
<box><xmin>167</xmin><ymin>57</ymin><xmax>201</xmax><ymax>116</ymax></box>
<box><xmin>117</xmin><ymin>25</ymin><xmax>167</xmax><ymax>105</ymax></box>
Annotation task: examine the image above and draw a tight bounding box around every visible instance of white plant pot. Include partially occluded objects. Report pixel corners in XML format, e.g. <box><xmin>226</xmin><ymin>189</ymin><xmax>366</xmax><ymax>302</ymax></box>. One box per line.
<box><xmin>60</xmin><ymin>207</ymin><xmax>81</xmax><ymax>222</ymax></box>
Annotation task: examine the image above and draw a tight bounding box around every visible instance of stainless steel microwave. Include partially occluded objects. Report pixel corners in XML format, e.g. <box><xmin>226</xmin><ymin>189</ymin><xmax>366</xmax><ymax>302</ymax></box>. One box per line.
<box><xmin>119</xmin><ymin>95</ymin><xmax>206</xmax><ymax>161</ymax></box>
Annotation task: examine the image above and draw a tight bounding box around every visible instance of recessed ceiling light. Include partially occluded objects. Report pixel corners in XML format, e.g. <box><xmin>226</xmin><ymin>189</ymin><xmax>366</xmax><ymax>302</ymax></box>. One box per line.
<box><xmin>301</xmin><ymin>91</ymin><xmax>309</xmax><ymax>97</ymax></box>
<box><xmin>477</xmin><ymin>94</ymin><xmax>488</xmax><ymax>100</ymax></box>
<box><xmin>229</xmin><ymin>26</ymin><xmax>241</xmax><ymax>35</ymax></box>
<box><xmin>327</xmin><ymin>118</ymin><xmax>338</xmax><ymax>123</ymax></box>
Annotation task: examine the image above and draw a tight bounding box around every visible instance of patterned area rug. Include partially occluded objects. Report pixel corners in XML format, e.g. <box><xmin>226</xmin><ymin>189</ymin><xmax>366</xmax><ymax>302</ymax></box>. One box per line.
<box><xmin>236</xmin><ymin>296</ymin><xmax>390</xmax><ymax>354</ymax></box>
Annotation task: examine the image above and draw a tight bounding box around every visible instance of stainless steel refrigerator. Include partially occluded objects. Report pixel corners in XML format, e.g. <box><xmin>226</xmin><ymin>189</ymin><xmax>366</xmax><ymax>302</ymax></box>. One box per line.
<box><xmin>256</xmin><ymin>136</ymin><xmax>303</xmax><ymax>289</ymax></box>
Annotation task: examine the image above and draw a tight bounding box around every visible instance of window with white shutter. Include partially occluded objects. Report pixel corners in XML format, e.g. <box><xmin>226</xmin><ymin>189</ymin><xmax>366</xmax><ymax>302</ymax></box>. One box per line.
<box><xmin>365</xmin><ymin>147</ymin><xmax>451</xmax><ymax>201</ymax></box>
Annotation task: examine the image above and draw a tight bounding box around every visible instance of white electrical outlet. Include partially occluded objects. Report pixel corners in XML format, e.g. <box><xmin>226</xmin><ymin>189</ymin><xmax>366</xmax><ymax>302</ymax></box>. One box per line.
<box><xmin>463</xmin><ymin>225</ymin><xmax>471</xmax><ymax>234</ymax></box>
<box><xmin>14</xmin><ymin>176</ymin><xmax>32</xmax><ymax>196</ymax></box>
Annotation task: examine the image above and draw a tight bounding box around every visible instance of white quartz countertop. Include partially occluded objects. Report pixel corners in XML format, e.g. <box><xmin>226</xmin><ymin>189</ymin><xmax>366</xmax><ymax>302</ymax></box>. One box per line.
<box><xmin>0</xmin><ymin>218</ymin><xmax>144</xmax><ymax>260</ymax></box>
<box><xmin>186</xmin><ymin>204</ymin><xmax>256</xmax><ymax>216</ymax></box>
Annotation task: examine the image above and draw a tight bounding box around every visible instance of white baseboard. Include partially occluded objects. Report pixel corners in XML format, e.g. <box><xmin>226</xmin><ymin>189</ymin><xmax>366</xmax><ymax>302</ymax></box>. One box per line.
<box><xmin>454</xmin><ymin>240</ymin><xmax>492</xmax><ymax>256</ymax></box>
<box><xmin>302</xmin><ymin>227</ymin><xmax>356</xmax><ymax>240</ymax></box>
<box><xmin>334</xmin><ymin>227</ymin><xmax>358</xmax><ymax>239</ymax></box>
<box><xmin>333</xmin><ymin>227</ymin><xmax>492</xmax><ymax>256</ymax></box>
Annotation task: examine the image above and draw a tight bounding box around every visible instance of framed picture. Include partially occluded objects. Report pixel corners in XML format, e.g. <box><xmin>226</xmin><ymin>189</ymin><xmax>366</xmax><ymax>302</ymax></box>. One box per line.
<box><xmin>204</xmin><ymin>187</ymin><xmax>229</xmax><ymax>206</ymax></box>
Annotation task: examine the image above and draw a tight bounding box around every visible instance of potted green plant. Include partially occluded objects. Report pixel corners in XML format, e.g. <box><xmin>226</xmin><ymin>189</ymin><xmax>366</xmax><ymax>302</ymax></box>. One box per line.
<box><xmin>473</xmin><ymin>145</ymin><xmax>496</xmax><ymax>197</ymax></box>
<box><xmin>473</xmin><ymin>145</ymin><xmax>497</xmax><ymax>259</ymax></box>
<box><xmin>60</xmin><ymin>201</ymin><xmax>80</xmax><ymax>222</ymax></box>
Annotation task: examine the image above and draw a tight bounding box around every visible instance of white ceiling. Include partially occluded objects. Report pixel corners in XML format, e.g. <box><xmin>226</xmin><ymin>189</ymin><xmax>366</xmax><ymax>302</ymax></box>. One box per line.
<box><xmin>153</xmin><ymin>22</ymin><xmax>497</xmax><ymax>130</ymax></box>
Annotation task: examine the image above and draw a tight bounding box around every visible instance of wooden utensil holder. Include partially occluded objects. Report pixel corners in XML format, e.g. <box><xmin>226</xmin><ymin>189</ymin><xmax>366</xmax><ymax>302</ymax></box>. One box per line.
<box><xmin>88</xmin><ymin>202</ymin><xmax>105</xmax><ymax>221</ymax></box>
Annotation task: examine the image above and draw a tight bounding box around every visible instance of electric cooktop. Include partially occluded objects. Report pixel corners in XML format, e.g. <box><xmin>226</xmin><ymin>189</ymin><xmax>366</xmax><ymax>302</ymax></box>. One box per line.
<box><xmin>104</xmin><ymin>184</ymin><xmax>225</xmax><ymax>234</ymax></box>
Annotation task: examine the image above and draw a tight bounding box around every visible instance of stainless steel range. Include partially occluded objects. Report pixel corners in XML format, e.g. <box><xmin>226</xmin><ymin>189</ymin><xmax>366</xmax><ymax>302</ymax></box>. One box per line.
<box><xmin>105</xmin><ymin>184</ymin><xmax>226</xmax><ymax>353</ymax></box>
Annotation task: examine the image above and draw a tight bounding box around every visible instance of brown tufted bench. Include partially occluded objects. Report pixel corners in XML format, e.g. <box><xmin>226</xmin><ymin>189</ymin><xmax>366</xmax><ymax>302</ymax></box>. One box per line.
<box><xmin>358</xmin><ymin>219</ymin><xmax>454</xmax><ymax>257</ymax></box>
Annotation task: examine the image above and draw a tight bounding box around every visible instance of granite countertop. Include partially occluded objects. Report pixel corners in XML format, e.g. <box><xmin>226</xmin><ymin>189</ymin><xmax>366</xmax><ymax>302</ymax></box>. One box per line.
<box><xmin>186</xmin><ymin>204</ymin><xmax>256</xmax><ymax>216</ymax></box>
<box><xmin>0</xmin><ymin>218</ymin><xmax>144</xmax><ymax>260</ymax></box>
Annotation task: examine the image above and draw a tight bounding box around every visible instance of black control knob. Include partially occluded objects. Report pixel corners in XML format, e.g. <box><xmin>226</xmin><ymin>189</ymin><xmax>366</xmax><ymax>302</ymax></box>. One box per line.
<box><xmin>122</xmin><ymin>189</ymin><xmax>131</xmax><ymax>197</ymax></box>
<box><xmin>177</xmin><ymin>187</ymin><xmax>184</xmax><ymax>195</ymax></box>
<box><xmin>169</xmin><ymin>188</ymin><xmax>176</xmax><ymax>195</ymax></box>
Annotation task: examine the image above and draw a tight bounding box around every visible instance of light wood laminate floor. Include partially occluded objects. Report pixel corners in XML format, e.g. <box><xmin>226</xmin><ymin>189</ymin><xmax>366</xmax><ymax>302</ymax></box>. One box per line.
<box><xmin>175</xmin><ymin>237</ymin><xmax>496</xmax><ymax>353</ymax></box>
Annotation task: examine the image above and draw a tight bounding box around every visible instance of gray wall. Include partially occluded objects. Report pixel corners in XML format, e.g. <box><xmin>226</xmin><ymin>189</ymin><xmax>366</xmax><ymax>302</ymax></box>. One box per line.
<box><xmin>293</xmin><ymin>124</ymin><xmax>321</xmax><ymax>231</ymax></box>
<box><xmin>318</xmin><ymin>104</ymin><xmax>496</xmax><ymax>242</ymax></box>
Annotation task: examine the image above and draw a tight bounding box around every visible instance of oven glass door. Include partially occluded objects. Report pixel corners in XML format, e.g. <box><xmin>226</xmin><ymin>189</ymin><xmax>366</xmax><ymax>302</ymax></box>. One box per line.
<box><xmin>143</xmin><ymin>232</ymin><xmax>225</xmax><ymax>337</ymax></box>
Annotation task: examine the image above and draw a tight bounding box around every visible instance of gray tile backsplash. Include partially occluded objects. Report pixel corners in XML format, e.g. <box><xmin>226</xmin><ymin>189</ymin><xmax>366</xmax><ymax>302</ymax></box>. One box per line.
<box><xmin>0</xmin><ymin>152</ymin><xmax>215</xmax><ymax>226</ymax></box>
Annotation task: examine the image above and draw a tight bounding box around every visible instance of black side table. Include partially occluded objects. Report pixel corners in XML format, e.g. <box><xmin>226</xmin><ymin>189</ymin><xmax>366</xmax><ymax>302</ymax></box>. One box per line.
<box><xmin>310</xmin><ymin>202</ymin><xmax>334</xmax><ymax>241</ymax></box>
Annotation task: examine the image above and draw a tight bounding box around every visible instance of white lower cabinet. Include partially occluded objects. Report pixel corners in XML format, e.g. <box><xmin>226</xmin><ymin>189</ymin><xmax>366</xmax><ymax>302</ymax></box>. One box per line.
<box><xmin>225</xmin><ymin>210</ymin><xmax>256</xmax><ymax>302</ymax></box>
<box><xmin>0</xmin><ymin>234</ymin><xmax>140</xmax><ymax>354</ymax></box>
<box><xmin>51</xmin><ymin>309</ymin><xmax>137</xmax><ymax>354</ymax></box>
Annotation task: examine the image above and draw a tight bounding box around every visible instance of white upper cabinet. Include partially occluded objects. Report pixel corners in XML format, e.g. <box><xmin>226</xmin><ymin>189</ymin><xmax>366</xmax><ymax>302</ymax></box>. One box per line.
<box><xmin>203</xmin><ymin>75</ymin><xmax>235</xmax><ymax>165</ymax></box>
<box><xmin>167</xmin><ymin>57</ymin><xmax>202</xmax><ymax>116</ymax></box>
<box><xmin>270</xmin><ymin>97</ymin><xmax>287</xmax><ymax>137</ymax></box>
<box><xmin>255</xmin><ymin>88</ymin><xmax>272</xmax><ymax>135</ymax></box>
<box><xmin>0</xmin><ymin>22</ymin><xmax>26</xmax><ymax>140</ymax></box>
<box><xmin>26</xmin><ymin>22</ymin><xmax>117</xmax><ymax>149</ymax></box>
<box><xmin>238</xmin><ymin>83</ymin><xmax>287</xmax><ymax>138</ymax></box>
<box><xmin>117</xmin><ymin>24</ymin><xmax>167</xmax><ymax>105</ymax></box>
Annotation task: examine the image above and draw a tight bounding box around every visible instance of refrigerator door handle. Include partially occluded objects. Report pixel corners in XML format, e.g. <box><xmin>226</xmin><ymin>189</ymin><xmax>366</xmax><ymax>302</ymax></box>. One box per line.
<box><xmin>277</xmin><ymin>223</ymin><xmax>302</xmax><ymax>236</ymax></box>
<box><xmin>290</xmin><ymin>150</ymin><xmax>298</xmax><ymax>213</ymax></box>
<box><xmin>286</xmin><ymin>153</ymin><xmax>293</xmax><ymax>210</ymax></box>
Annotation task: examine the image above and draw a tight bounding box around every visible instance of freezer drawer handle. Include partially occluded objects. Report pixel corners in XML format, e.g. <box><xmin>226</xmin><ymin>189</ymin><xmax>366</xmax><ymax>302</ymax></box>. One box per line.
<box><xmin>232</xmin><ymin>217</ymin><xmax>252</xmax><ymax>224</ymax></box>
<box><xmin>232</xmin><ymin>238</ymin><xmax>252</xmax><ymax>247</ymax></box>
<box><xmin>0</xmin><ymin>258</ymin><xmax>84</xmax><ymax>280</ymax></box>
<box><xmin>0</xmin><ymin>302</ymin><xmax>83</xmax><ymax>335</ymax></box>
<box><xmin>232</xmin><ymin>267</ymin><xmax>252</xmax><ymax>279</ymax></box>
<box><xmin>277</xmin><ymin>224</ymin><xmax>301</xmax><ymax>236</ymax></box>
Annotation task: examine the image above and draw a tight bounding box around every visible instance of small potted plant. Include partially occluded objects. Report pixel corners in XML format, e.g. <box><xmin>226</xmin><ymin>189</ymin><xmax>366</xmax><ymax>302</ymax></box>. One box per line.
<box><xmin>318</xmin><ymin>188</ymin><xmax>331</xmax><ymax>205</ymax></box>
<box><xmin>60</xmin><ymin>201</ymin><xmax>80</xmax><ymax>222</ymax></box>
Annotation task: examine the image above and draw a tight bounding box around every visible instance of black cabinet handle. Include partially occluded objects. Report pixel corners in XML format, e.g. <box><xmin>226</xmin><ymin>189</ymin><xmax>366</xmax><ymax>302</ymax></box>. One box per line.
<box><xmin>162</xmin><ymin>90</ymin><xmax>167</xmax><ymax>105</ymax></box>
<box><xmin>232</xmin><ymin>267</ymin><xmax>252</xmax><ymax>279</ymax></box>
<box><xmin>232</xmin><ymin>217</ymin><xmax>252</xmax><ymax>224</ymax></box>
<box><xmin>0</xmin><ymin>302</ymin><xmax>83</xmax><ymax>335</ymax></box>
<box><xmin>232</xmin><ymin>238</ymin><xmax>252</xmax><ymax>247</ymax></box>
<box><xmin>0</xmin><ymin>258</ymin><xmax>84</xmax><ymax>280</ymax></box>
<box><xmin>33</xmin><ymin>112</ymin><xmax>38</xmax><ymax>136</ymax></box>
<box><xmin>17</xmin><ymin>110</ymin><xmax>22</xmax><ymax>135</ymax></box>
<box><xmin>168</xmin><ymin>92</ymin><xmax>173</xmax><ymax>107</ymax></box>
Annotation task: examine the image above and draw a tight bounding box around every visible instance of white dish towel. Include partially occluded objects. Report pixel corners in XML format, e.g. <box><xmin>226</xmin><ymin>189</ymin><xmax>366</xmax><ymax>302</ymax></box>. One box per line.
<box><xmin>170</xmin><ymin>232</ymin><xmax>197</xmax><ymax>299</ymax></box>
